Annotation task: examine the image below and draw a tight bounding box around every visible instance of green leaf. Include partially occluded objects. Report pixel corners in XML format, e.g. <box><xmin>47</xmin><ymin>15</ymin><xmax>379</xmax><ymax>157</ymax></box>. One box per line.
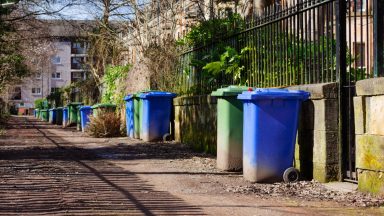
<box><xmin>203</xmin><ymin>61</ymin><xmax>223</xmax><ymax>75</ymax></box>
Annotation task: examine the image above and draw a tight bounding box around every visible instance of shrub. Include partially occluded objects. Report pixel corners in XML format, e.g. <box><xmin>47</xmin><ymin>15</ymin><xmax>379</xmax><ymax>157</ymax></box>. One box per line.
<box><xmin>86</xmin><ymin>112</ymin><xmax>122</xmax><ymax>138</ymax></box>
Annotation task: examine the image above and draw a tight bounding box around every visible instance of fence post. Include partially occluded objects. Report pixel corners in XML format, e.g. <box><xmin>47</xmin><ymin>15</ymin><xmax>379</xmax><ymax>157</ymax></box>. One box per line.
<box><xmin>336</xmin><ymin>0</ymin><xmax>347</xmax><ymax>181</ymax></box>
<box><xmin>374</xmin><ymin>0</ymin><xmax>384</xmax><ymax>77</ymax></box>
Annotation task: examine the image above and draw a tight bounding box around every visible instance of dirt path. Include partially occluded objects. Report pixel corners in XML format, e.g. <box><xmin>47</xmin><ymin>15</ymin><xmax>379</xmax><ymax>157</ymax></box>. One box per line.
<box><xmin>0</xmin><ymin>116</ymin><xmax>383</xmax><ymax>215</ymax></box>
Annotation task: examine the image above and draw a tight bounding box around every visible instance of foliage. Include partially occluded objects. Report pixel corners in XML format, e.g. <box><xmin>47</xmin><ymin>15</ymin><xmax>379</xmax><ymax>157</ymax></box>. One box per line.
<box><xmin>46</xmin><ymin>90</ymin><xmax>63</xmax><ymax>107</ymax></box>
<box><xmin>101</xmin><ymin>64</ymin><xmax>131</xmax><ymax>106</ymax></box>
<box><xmin>178</xmin><ymin>26</ymin><xmax>342</xmax><ymax>95</ymax></box>
<box><xmin>177</xmin><ymin>13</ymin><xmax>245</xmax><ymax>47</ymax></box>
<box><xmin>87</xmin><ymin>20</ymin><xmax>125</xmax><ymax>90</ymax></box>
<box><xmin>34</xmin><ymin>98</ymin><xmax>49</xmax><ymax>109</ymax></box>
<box><xmin>86</xmin><ymin>112</ymin><xmax>122</xmax><ymax>138</ymax></box>
<box><xmin>203</xmin><ymin>46</ymin><xmax>250</xmax><ymax>86</ymax></box>
<box><xmin>0</xmin><ymin>14</ymin><xmax>29</xmax><ymax>92</ymax></box>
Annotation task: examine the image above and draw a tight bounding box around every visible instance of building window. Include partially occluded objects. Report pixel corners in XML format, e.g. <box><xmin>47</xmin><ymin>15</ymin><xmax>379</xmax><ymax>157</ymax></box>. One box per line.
<box><xmin>354</xmin><ymin>42</ymin><xmax>365</xmax><ymax>68</ymax></box>
<box><xmin>51</xmin><ymin>72</ymin><xmax>61</xmax><ymax>79</ymax></box>
<box><xmin>71</xmin><ymin>57</ymin><xmax>85</xmax><ymax>69</ymax></box>
<box><xmin>71</xmin><ymin>41</ymin><xmax>86</xmax><ymax>54</ymax></box>
<box><xmin>9</xmin><ymin>86</ymin><xmax>21</xmax><ymax>100</ymax></box>
<box><xmin>32</xmin><ymin>87</ymin><xmax>41</xmax><ymax>95</ymax></box>
<box><xmin>50</xmin><ymin>87</ymin><xmax>60</xmax><ymax>93</ymax></box>
<box><xmin>51</xmin><ymin>56</ymin><xmax>61</xmax><ymax>64</ymax></box>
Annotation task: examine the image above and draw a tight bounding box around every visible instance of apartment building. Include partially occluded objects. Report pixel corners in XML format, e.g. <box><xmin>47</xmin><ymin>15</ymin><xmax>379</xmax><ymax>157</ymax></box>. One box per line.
<box><xmin>6</xmin><ymin>20</ymin><xmax>91</xmax><ymax>113</ymax></box>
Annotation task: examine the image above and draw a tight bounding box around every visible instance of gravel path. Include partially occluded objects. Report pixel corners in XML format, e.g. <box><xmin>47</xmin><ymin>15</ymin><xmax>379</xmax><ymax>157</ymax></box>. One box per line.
<box><xmin>0</xmin><ymin>116</ymin><xmax>383</xmax><ymax>215</ymax></box>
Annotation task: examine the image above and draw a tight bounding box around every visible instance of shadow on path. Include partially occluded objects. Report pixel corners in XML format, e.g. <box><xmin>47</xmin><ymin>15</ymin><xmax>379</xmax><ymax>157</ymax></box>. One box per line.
<box><xmin>0</xmin><ymin>116</ymin><xmax>205</xmax><ymax>215</ymax></box>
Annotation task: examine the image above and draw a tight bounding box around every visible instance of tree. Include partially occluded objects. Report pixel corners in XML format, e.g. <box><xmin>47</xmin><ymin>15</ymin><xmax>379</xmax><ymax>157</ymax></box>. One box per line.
<box><xmin>0</xmin><ymin>1</ymin><xmax>28</xmax><ymax>92</ymax></box>
<box><xmin>0</xmin><ymin>0</ymin><xmax>79</xmax><ymax>94</ymax></box>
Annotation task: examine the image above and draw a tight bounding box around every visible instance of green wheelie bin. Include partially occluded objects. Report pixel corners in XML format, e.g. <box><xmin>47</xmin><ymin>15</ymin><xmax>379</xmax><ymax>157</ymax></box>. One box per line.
<box><xmin>134</xmin><ymin>90</ymin><xmax>152</xmax><ymax>139</ymax></box>
<box><xmin>76</xmin><ymin>107</ymin><xmax>82</xmax><ymax>131</ymax></box>
<box><xmin>211</xmin><ymin>86</ymin><xmax>249</xmax><ymax>171</ymax></box>
<box><xmin>40</xmin><ymin>109</ymin><xmax>49</xmax><ymax>122</ymax></box>
<box><xmin>67</xmin><ymin>102</ymin><xmax>83</xmax><ymax>126</ymax></box>
<box><xmin>36</xmin><ymin>109</ymin><xmax>40</xmax><ymax>119</ymax></box>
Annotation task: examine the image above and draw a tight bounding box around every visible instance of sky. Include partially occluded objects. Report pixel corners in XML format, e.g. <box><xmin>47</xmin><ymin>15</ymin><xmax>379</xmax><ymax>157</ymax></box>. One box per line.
<box><xmin>37</xmin><ymin>1</ymin><xmax>96</xmax><ymax>20</ymax></box>
<box><xmin>36</xmin><ymin>0</ymin><xmax>150</xmax><ymax>21</ymax></box>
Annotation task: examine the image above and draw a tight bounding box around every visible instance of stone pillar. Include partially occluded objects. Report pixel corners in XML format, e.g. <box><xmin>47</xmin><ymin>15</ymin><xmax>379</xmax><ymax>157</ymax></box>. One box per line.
<box><xmin>355</xmin><ymin>77</ymin><xmax>384</xmax><ymax>195</ymax></box>
<box><xmin>288</xmin><ymin>83</ymin><xmax>340</xmax><ymax>182</ymax></box>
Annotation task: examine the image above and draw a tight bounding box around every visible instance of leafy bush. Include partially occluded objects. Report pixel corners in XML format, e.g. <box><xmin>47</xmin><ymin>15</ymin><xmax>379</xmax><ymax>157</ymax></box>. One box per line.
<box><xmin>177</xmin><ymin>13</ymin><xmax>245</xmax><ymax>47</ymax></box>
<box><xmin>86</xmin><ymin>112</ymin><xmax>122</xmax><ymax>138</ymax></box>
<box><xmin>34</xmin><ymin>98</ymin><xmax>49</xmax><ymax>109</ymax></box>
<box><xmin>101</xmin><ymin>64</ymin><xmax>131</xmax><ymax>106</ymax></box>
<box><xmin>203</xmin><ymin>46</ymin><xmax>250</xmax><ymax>85</ymax></box>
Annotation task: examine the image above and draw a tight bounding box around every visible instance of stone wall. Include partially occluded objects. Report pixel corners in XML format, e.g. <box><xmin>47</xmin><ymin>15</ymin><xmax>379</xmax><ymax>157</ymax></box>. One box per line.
<box><xmin>174</xmin><ymin>84</ymin><xmax>340</xmax><ymax>183</ymax></box>
<box><xmin>354</xmin><ymin>77</ymin><xmax>384</xmax><ymax>195</ymax></box>
<box><xmin>288</xmin><ymin>83</ymin><xmax>340</xmax><ymax>182</ymax></box>
<box><xmin>173</xmin><ymin>95</ymin><xmax>217</xmax><ymax>154</ymax></box>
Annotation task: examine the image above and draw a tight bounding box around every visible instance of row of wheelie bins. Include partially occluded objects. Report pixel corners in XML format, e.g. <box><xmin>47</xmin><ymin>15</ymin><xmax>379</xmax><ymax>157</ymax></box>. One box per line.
<box><xmin>122</xmin><ymin>88</ymin><xmax>310</xmax><ymax>183</ymax></box>
<box><xmin>124</xmin><ymin>91</ymin><xmax>176</xmax><ymax>142</ymax></box>
<box><xmin>34</xmin><ymin>103</ymin><xmax>117</xmax><ymax>133</ymax></box>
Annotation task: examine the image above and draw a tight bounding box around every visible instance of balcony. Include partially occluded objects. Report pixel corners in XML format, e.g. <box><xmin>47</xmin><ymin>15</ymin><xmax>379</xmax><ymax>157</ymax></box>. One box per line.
<box><xmin>71</xmin><ymin>63</ymin><xmax>83</xmax><ymax>70</ymax></box>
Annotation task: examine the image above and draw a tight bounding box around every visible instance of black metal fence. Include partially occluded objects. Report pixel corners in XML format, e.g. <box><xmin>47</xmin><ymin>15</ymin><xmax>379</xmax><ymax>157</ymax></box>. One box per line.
<box><xmin>177</xmin><ymin>0</ymin><xmax>383</xmax><ymax>182</ymax></box>
<box><xmin>177</xmin><ymin>0</ymin><xmax>380</xmax><ymax>95</ymax></box>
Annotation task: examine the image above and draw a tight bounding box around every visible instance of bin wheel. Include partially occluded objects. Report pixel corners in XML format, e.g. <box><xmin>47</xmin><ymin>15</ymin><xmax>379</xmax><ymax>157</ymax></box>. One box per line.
<box><xmin>283</xmin><ymin>167</ymin><xmax>300</xmax><ymax>183</ymax></box>
<box><xmin>163</xmin><ymin>133</ymin><xmax>171</xmax><ymax>141</ymax></box>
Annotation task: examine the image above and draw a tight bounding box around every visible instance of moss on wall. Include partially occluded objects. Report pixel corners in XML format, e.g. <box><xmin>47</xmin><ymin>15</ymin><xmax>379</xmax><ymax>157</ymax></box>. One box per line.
<box><xmin>174</xmin><ymin>95</ymin><xmax>217</xmax><ymax>154</ymax></box>
<box><xmin>358</xmin><ymin>170</ymin><xmax>384</xmax><ymax>195</ymax></box>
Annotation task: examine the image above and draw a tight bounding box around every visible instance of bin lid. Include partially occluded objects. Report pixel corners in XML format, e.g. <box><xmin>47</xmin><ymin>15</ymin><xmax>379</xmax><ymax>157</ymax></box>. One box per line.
<box><xmin>139</xmin><ymin>91</ymin><xmax>177</xmax><ymax>99</ymax></box>
<box><xmin>49</xmin><ymin>108</ymin><xmax>56</xmax><ymax>111</ymax></box>
<box><xmin>124</xmin><ymin>94</ymin><xmax>134</xmax><ymax>101</ymax></box>
<box><xmin>79</xmin><ymin>106</ymin><xmax>92</xmax><ymax>111</ymax></box>
<box><xmin>63</xmin><ymin>107</ymin><xmax>68</xmax><ymax>110</ymax></box>
<box><xmin>56</xmin><ymin>107</ymin><xmax>63</xmax><ymax>110</ymax></box>
<box><xmin>237</xmin><ymin>88</ymin><xmax>310</xmax><ymax>100</ymax></box>
<box><xmin>211</xmin><ymin>85</ymin><xmax>249</xmax><ymax>97</ymax></box>
<box><xmin>91</xmin><ymin>103</ymin><xmax>117</xmax><ymax>109</ymax></box>
<box><xmin>40</xmin><ymin>109</ymin><xmax>48</xmax><ymax>112</ymax></box>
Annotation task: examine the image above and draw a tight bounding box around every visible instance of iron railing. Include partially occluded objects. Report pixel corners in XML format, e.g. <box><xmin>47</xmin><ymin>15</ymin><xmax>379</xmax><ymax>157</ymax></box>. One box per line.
<box><xmin>177</xmin><ymin>0</ymin><xmax>378</xmax><ymax>95</ymax></box>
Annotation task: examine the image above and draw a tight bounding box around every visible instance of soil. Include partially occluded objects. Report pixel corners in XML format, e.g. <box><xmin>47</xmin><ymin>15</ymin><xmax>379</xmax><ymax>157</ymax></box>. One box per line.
<box><xmin>0</xmin><ymin>116</ymin><xmax>383</xmax><ymax>215</ymax></box>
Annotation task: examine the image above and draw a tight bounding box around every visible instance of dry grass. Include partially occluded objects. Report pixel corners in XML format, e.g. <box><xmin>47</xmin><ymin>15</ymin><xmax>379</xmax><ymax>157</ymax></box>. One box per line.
<box><xmin>86</xmin><ymin>112</ymin><xmax>122</xmax><ymax>138</ymax></box>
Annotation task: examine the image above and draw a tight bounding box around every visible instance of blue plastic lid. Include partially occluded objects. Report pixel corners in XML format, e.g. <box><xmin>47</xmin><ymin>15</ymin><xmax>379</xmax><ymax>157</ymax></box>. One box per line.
<box><xmin>79</xmin><ymin>106</ymin><xmax>92</xmax><ymax>111</ymax></box>
<box><xmin>237</xmin><ymin>88</ymin><xmax>310</xmax><ymax>101</ymax></box>
<box><xmin>124</xmin><ymin>94</ymin><xmax>134</xmax><ymax>101</ymax></box>
<box><xmin>63</xmin><ymin>107</ymin><xmax>68</xmax><ymax>110</ymax></box>
<box><xmin>139</xmin><ymin>91</ymin><xmax>177</xmax><ymax>99</ymax></box>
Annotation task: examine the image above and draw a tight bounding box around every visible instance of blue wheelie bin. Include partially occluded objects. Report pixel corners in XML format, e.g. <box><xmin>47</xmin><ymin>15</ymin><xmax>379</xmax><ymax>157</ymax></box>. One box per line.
<box><xmin>49</xmin><ymin>108</ymin><xmax>57</xmax><ymax>124</ymax></box>
<box><xmin>62</xmin><ymin>107</ymin><xmax>69</xmax><ymax>128</ymax></box>
<box><xmin>79</xmin><ymin>106</ymin><xmax>92</xmax><ymax>132</ymax></box>
<box><xmin>139</xmin><ymin>91</ymin><xmax>177</xmax><ymax>141</ymax></box>
<box><xmin>238</xmin><ymin>88</ymin><xmax>310</xmax><ymax>183</ymax></box>
<box><xmin>124</xmin><ymin>95</ymin><xmax>135</xmax><ymax>138</ymax></box>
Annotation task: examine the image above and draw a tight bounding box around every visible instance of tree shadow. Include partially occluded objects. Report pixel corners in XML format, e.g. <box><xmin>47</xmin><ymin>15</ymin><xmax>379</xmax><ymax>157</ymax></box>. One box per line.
<box><xmin>0</xmin><ymin>116</ymin><xmax>206</xmax><ymax>215</ymax></box>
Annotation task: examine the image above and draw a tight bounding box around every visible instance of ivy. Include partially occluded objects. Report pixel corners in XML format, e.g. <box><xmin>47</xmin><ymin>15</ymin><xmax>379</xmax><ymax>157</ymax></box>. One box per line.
<box><xmin>101</xmin><ymin>64</ymin><xmax>131</xmax><ymax>106</ymax></box>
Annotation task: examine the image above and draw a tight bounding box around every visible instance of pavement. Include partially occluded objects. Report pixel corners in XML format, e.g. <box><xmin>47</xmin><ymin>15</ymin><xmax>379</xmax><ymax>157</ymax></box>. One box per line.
<box><xmin>0</xmin><ymin>116</ymin><xmax>383</xmax><ymax>215</ymax></box>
